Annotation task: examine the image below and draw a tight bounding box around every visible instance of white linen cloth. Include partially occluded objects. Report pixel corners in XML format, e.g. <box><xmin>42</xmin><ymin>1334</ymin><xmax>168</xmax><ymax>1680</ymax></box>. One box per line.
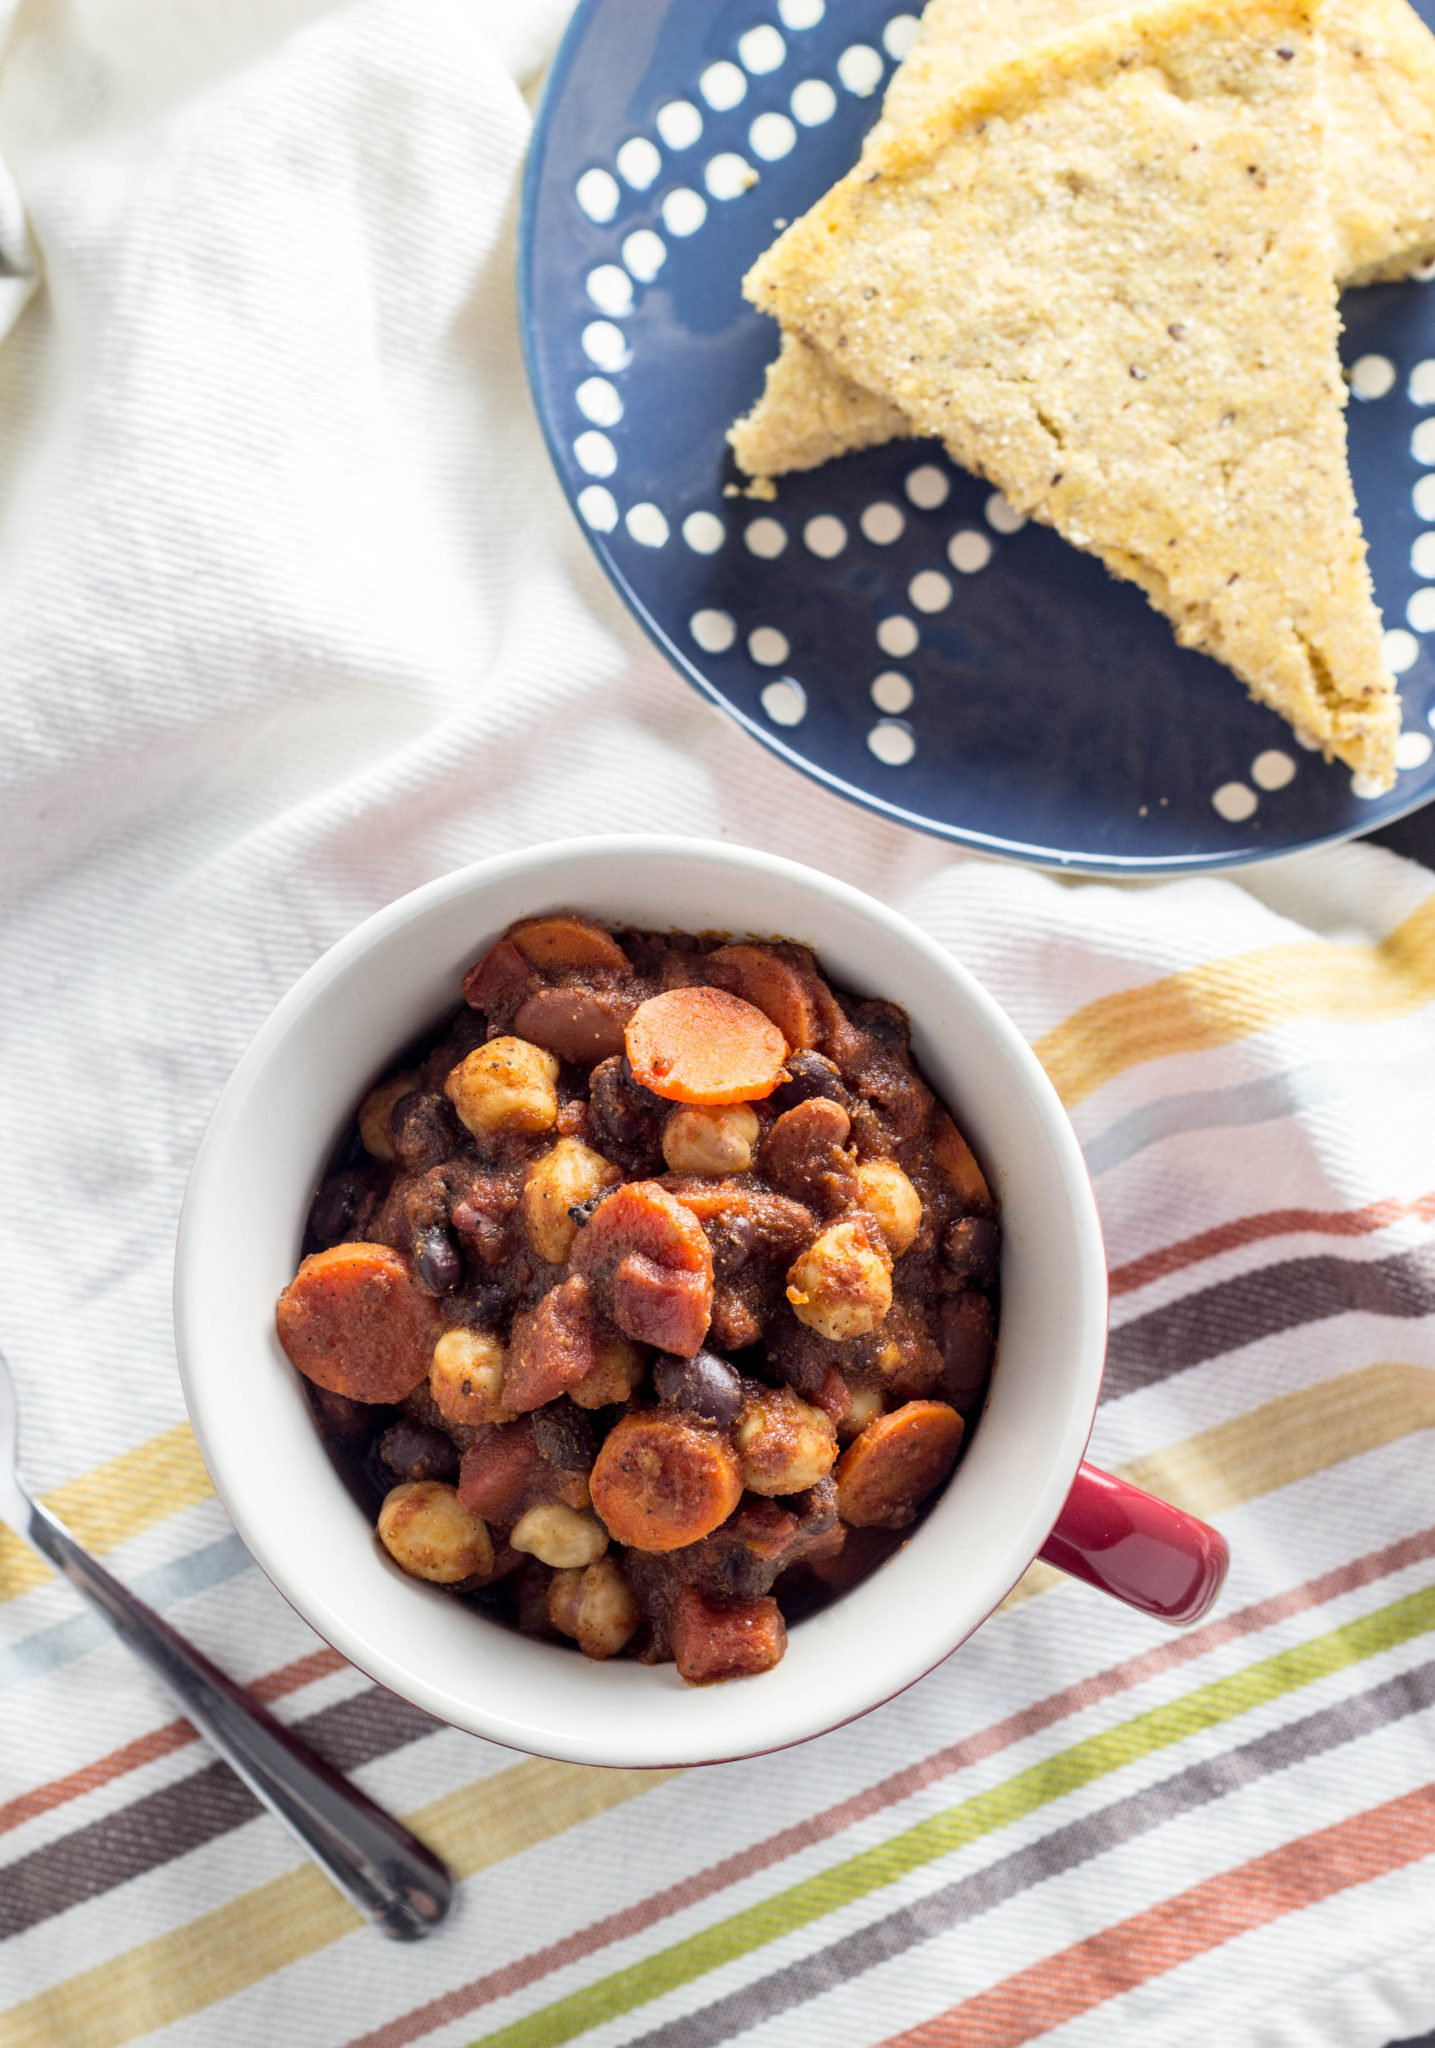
<box><xmin>1</xmin><ymin>7</ymin><xmax>1434</xmax><ymax>2048</ymax></box>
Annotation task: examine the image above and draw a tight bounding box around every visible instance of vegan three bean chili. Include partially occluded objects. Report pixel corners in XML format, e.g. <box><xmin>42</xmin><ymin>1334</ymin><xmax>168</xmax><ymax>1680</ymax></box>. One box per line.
<box><xmin>276</xmin><ymin>916</ymin><xmax>999</xmax><ymax>1685</ymax></box>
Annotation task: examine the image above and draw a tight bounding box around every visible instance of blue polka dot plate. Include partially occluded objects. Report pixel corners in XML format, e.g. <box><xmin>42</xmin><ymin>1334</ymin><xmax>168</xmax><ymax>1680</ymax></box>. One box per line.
<box><xmin>519</xmin><ymin>0</ymin><xmax>1435</xmax><ymax>873</ymax></box>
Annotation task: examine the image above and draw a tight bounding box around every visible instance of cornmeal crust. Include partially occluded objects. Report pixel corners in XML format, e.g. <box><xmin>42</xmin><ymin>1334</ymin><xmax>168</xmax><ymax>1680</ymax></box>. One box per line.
<box><xmin>743</xmin><ymin>0</ymin><xmax>1399</xmax><ymax>787</ymax></box>
<box><xmin>729</xmin><ymin>0</ymin><xmax>1435</xmax><ymax>480</ymax></box>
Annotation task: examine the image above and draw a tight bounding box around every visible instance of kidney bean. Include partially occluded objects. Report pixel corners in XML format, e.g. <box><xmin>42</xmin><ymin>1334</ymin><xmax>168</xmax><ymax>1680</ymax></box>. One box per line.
<box><xmin>514</xmin><ymin>987</ymin><xmax>633</xmax><ymax>1066</ymax></box>
<box><xmin>415</xmin><ymin>1226</ymin><xmax>463</xmax><ymax>1296</ymax></box>
<box><xmin>379</xmin><ymin>1421</ymin><xmax>460</xmax><ymax>1483</ymax></box>
<box><xmin>770</xmin><ymin>1050</ymin><xmax>849</xmax><ymax>1114</ymax></box>
<box><xmin>937</xmin><ymin>1291</ymin><xmax>996</xmax><ymax>1411</ymax></box>
<box><xmin>942</xmin><ymin>1216</ymin><xmax>1000</xmax><ymax>1292</ymax></box>
<box><xmin>653</xmin><ymin>1349</ymin><xmax>745</xmax><ymax>1427</ymax></box>
<box><xmin>457</xmin><ymin>1419</ymin><xmax>540</xmax><ymax>1526</ymax></box>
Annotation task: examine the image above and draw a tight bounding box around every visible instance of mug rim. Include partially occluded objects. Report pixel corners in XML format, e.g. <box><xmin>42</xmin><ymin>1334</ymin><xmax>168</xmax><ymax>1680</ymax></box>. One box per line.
<box><xmin>175</xmin><ymin>836</ymin><xmax>1108</xmax><ymax>1766</ymax></box>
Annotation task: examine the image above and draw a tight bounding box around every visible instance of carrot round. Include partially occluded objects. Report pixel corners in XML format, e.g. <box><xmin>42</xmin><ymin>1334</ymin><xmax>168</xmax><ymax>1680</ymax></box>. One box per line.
<box><xmin>276</xmin><ymin>1243</ymin><xmax>440</xmax><ymax>1403</ymax></box>
<box><xmin>834</xmin><ymin>1400</ymin><xmax>965</xmax><ymax>1529</ymax></box>
<box><xmin>706</xmin><ymin>945</ymin><xmax>820</xmax><ymax>1052</ymax></box>
<box><xmin>625</xmin><ymin>987</ymin><xmax>788</xmax><ymax>1105</ymax></box>
<box><xmin>507</xmin><ymin>915</ymin><xmax>630</xmax><ymax>974</ymax></box>
<box><xmin>590</xmin><ymin>1412</ymin><xmax>742</xmax><ymax>1552</ymax></box>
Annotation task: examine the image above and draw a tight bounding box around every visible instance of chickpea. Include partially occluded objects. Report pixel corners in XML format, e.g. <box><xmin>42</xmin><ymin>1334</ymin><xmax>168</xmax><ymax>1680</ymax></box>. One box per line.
<box><xmin>547</xmin><ymin>1555</ymin><xmax>640</xmax><ymax>1658</ymax></box>
<box><xmin>854</xmin><ymin>1159</ymin><xmax>923</xmax><ymax>1257</ymax></box>
<box><xmin>377</xmin><ymin>1481</ymin><xmax>492</xmax><ymax>1584</ymax></box>
<box><xmin>357</xmin><ymin>1072</ymin><xmax>418</xmax><ymax>1161</ymax></box>
<box><xmin>735</xmin><ymin>1386</ymin><xmax>839</xmax><ymax>1495</ymax></box>
<box><xmin>568</xmin><ymin>1334</ymin><xmax>647</xmax><ymax>1410</ymax></box>
<box><xmin>786</xmin><ymin>1218</ymin><xmax>893</xmax><ymax>1341</ymax></box>
<box><xmin>445</xmin><ymin>1036</ymin><xmax>559</xmax><ymax>1147</ymax></box>
<box><xmin>520</xmin><ymin>1137</ymin><xmax>621</xmax><ymax>1265</ymax></box>
<box><xmin>661</xmin><ymin>1103</ymin><xmax>760</xmax><ymax>1176</ymax></box>
<box><xmin>510</xmin><ymin>1501</ymin><xmax>610</xmax><ymax>1569</ymax></box>
<box><xmin>840</xmin><ymin>1384</ymin><xmax>885</xmax><ymax>1441</ymax></box>
<box><xmin>430</xmin><ymin>1328</ymin><xmax>509</xmax><ymax>1427</ymax></box>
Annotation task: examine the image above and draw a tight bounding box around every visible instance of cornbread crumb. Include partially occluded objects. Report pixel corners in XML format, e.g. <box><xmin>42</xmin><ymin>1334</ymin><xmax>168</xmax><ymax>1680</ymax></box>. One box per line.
<box><xmin>744</xmin><ymin>0</ymin><xmax>1399</xmax><ymax>788</ymax></box>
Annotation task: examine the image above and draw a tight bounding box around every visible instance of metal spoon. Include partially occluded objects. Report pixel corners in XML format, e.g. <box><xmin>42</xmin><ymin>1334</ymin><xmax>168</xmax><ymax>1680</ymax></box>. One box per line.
<box><xmin>0</xmin><ymin>1343</ymin><xmax>453</xmax><ymax>1940</ymax></box>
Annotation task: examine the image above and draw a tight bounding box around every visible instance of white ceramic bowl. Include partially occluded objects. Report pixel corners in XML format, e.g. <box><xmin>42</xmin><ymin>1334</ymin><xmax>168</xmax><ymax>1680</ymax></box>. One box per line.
<box><xmin>176</xmin><ymin>837</ymin><xmax>1108</xmax><ymax>1768</ymax></box>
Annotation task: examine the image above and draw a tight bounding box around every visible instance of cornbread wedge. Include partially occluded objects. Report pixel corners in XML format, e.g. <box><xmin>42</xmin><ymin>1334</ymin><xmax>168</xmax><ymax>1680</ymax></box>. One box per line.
<box><xmin>729</xmin><ymin>0</ymin><xmax>1435</xmax><ymax>479</ymax></box>
<box><xmin>744</xmin><ymin>0</ymin><xmax>1399</xmax><ymax>788</ymax></box>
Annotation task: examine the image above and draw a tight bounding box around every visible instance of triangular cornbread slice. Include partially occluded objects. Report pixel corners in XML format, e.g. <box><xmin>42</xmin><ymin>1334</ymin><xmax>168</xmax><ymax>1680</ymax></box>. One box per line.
<box><xmin>729</xmin><ymin>0</ymin><xmax>1435</xmax><ymax>480</ymax></box>
<box><xmin>744</xmin><ymin>0</ymin><xmax>1399</xmax><ymax>787</ymax></box>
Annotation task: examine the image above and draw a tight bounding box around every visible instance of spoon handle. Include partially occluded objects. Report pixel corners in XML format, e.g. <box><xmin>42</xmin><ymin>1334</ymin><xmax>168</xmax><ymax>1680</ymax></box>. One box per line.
<box><xmin>22</xmin><ymin>1495</ymin><xmax>452</xmax><ymax>1940</ymax></box>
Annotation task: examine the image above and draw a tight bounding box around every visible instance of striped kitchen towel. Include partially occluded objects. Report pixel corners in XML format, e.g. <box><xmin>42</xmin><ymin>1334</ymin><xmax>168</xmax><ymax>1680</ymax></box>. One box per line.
<box><xmin>4</xmin><ymin>842</ymin><xmax>1435</xmax><ymax>2048</ymax></box>
<box><xmin>2</xmin><ymin>0</ymin><xmax>1434</xmax><ymax>2043</ymax></box>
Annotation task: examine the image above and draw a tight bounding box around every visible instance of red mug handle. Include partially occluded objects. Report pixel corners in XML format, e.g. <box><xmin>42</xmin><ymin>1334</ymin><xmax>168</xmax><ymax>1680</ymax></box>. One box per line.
<box><xmin>1038</xmin><ymin>1461</ymin><xmax>1229</xmax><ymax>1625</ymax></box>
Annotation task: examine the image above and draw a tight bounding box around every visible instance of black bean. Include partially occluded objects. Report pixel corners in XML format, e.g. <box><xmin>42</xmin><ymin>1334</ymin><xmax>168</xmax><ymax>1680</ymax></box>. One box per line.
<box><xmin>567</xmin><ymin>1192</ymin><xmax>607</xmax><ymax>1229</ymax></box>
<box><xmin>707</xmin><ymin>1208</ymin><xmax>756</xmax><ymax>1278</ymax></box>
<box><xmin>310</xmin><ymin>1173</ymin><xmax>364</xmax><ymax>1249</ymax></box>
<box><xmin>653</xmin><ymin>1349</ymin><xmax>745</xmax><ymax>1427</ymax></box>
<box><xmin>392</xmin><ymin>1091</ymin><xmax>465</xmax><ymax>1173</ymax></box>
<box><xmin>416</xmin><ymin>1226</ymin><xmax>463</xmax><ymax>1295</ymax></box>
<box><xmin>531</xmin><ymin>1399</ymin><xmax>598</xmax><ymax>1471</ymax></box>
<box><xmin>771</xmin><ymin>1050</ymin><xmax>850</xmax><ymax>1113</ymax></box>
<box><xmin>938</xmin><ymin>1292</ymin><xmax>995</xmax><ymax>1413</ymax></box>
<box><xmin>942</xmin><ymin>1216</ymin><xmax>1001</xmax><ymax>1291</ymax></box>
<box><xmin>379</xmin><ymin>1422</ymin><xmax>459</xmax><ymax>1483</ymax></box>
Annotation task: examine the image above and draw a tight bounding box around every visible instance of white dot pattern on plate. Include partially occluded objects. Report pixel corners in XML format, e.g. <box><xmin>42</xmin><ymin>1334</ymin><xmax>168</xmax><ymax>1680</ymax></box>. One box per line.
<box><xmin>1350</xmin><ymin>353</ymin><xmax>1396</xmax><ymax>400</ymax></box>
<box><xmin>804</xmin><ymin>514</ymin><xmax>847</xmax><ymax>558</ymax></box>
<box><xmin>1412</xmin><ymin>418</ymin><xmax>1435</xmax><ymax>464</ymax></box>
<box><xmin>985</xmin><ymin>492</ymin><xmax>1027</xmax><ymax>534</ymax></box>
<box><xmin>1408</xmin><ymin>587</ymin><xmax>1435</xmax><ymax>632</ymax></box>
<box><xmin>905</xmin><ymin>464</ymin><xmax>949</xmax><ymax>509</ymax></box>
<box><xmin>576</xmin><ymin>168</ymin><xmax>620</xmax><ymax>223</ymax></box>
<box><xmin>871</xmin><ymin>671</ymin><xmax>914</xmax><ymax>713</ymax></box>
<box><xmin>877</xmin><ymin>615</ymin><xmax>919</xmax><ymax>656</ymax></box>
<box><xmin>700</xmin><ymin>60</ymin><xmax>747</xmax><ymax>110</ymax></box>
<box><xmin>577</xmin><ymin>485</ymin><xmax>618</xmax><ymax>532</ymax></box>
<box><xmin>948</xmin><ymin>529</ymin><xmax>993</xmax><ymax>574</ymax></box>
<box><xmin>616</xmin><ymin>137</ymin><xmax>662</xmax><ymax>190</ymax></box>
<box><xmin>706</xmin><ymin>153</ymin><xmax>758</xmax><ymax>200</ymax></box>
<box><xmin>1398</xmin><ymin>729</ymin><xmax>1434</xmax><ymax>769</ymax></box>
<box><xmin>586</xmin><ymin>265</ymin><xmax>633</xmax><ymax>316</ymax></box>
<box><xmin>1292</xmin><ymin>729</ymin><xmax>1323</xmax><ymax>751</ymax></box>
<box><xmin>861</xmin><ymin>501</ymin><xmax>905</xmax><ymax>544</ymax></box>
<box><xmin>626</xmin><ymin>503</ymin><xmax>669</xmax><ymax>547</ymax></box>
<box><xmin>581</xmin><ymin>320</ymin><xmax>631</xmax><ymax>371</ymax></box>
<box><xmin>661</xmin><ymin>188</ymin><xmax>708</xmax><ymax>237</ymax></box>
<box><xmin>1251</xmin><ymin>749</ymin><xmax>1296</xmax><ymax>791</ymax></box>
<box><xmin>750</xmin><ymin>112</ymin><xmax>797</xmax><ymax>160</ymax></box>
<box><xmin>690</xmin><ymin>609</ymin><xmax>736</xmax><ymax>653</ymax></box>
<box><xmin>883</xmin><ymin>14</ymin><xmax>921</xmax><ymax>58</ymax></box>
<box><xmin>656</xmin><ymin>100</ymin><xmax>702</xmax><ymax>150</ymax></box>
<box><xmin>622</xmin><ymin>229</ymin><xmax>666</xmax><ymax>282</ymax></box>
<box><xmin>574</xmin><ymin>430</ymin><xmax>617</xmax><ymax>477</ymax></box>
<box><xmin>749</xmin><ymin>626</ymin><xmax>790</xmax><ymax>665</ymax></box>
<box><xmin>762</xmin><ymin>678</ymin><xmax>808</xmax><ymax>725</ymax></box>
<box><xmin>682</xmin><ymin>511</ymin><xmax>725</xmax><ymax>554</ymax></box>
<box><xmin>778</xmin><ymin>0</ymin><xmax>824</xmax><ymax>26</ymax></box>
<box><xmin>576</xmin><ymin>377</ymin><xmax>622</xmax><ymax>427</ymax></box>
<box><xmin>746</xmin><ymin>517</ymin><xmax>788</xmax><ymax>558</ymax></box>
<box><xmin>1415</xmin><ymin>474</ymin><xmax>1435</xmax><ymax>521</ymax></box>
<box><xmin>738</xmin><ymin>24</ymin><xmax>786</xmax><ymax>73</ymax></box>
<box><xmin>1410</xmin><ymin>359</ymin><xmax>1435</xmax><ymax>405</ymax></box>
<box><xmin>1350</xmin><ymin>770</ymin><xmax>1387</xmax><ymax>799</ymax></box>
<box><xmin>868</xmin><ymin>720</ymin><xmax>916</xmax><ymax>765</ymax></box>
<box><xmin>837</xmin><ymin>44</ymin><xmax>885</xmax><ymax>95</ymax></box>
<box><xmin>1212</xmin><ymin>781</ymin><xmax>1258</xmax><ymax>822</ymax></box>
<box><xmin>909</xmin><ymin>569</ymin><xmax>951</xmax><ymax>612</ymax></box>
<box><xmin>791</xmin><ymin>78</ymin><xmax>837</xmax><ymax>124</ymax></box>
<box><xmin>1413</xmin><ymin>532</ymin><xmax>1435</xmax><ymax>579</ymax></box>
<box><xmin>1415</xmin><ymin>257</ymin><xmax>1435</xmax><ymax>282</ymax></box>
<box><xmin>1384</xmin><ymin>627</ymin><xmax>1420</xmax><ymax>673</ymax></box>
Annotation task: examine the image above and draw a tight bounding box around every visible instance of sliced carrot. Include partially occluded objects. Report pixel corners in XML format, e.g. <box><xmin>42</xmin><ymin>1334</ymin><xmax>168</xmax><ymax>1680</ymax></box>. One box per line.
<box><xmin>705</xmin><ymin>945</ymin><xmax>820</xmax><ymax>1051</ymax></box>
<box><xmin>930</xmin><ymin>1111</ymin><xmax>994</xmax><ymax>1212</ymax></box>
<box><xmin>625</xmin><ymin>986</ymin><xmax>788</xmax><ymax>1105</ymax></box>
<box><xmin>834</xmin><ymin>1399</ymin><xmax>965</xmax><ymax>1529</ymax></box>
<box><xmin>590</xmin><ymin>1412</ymin><xmax>742</xmax><ymax>1552</ymax></box>
<box><xmin>276</xmin><ymin>1243</ymin><xmax>440</xmax><ymax>1403</ymax></box>
<box><xmin>507</xmin><ymin>915</ymin><xmax>630</xmax><ymax>975</ymax></box>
